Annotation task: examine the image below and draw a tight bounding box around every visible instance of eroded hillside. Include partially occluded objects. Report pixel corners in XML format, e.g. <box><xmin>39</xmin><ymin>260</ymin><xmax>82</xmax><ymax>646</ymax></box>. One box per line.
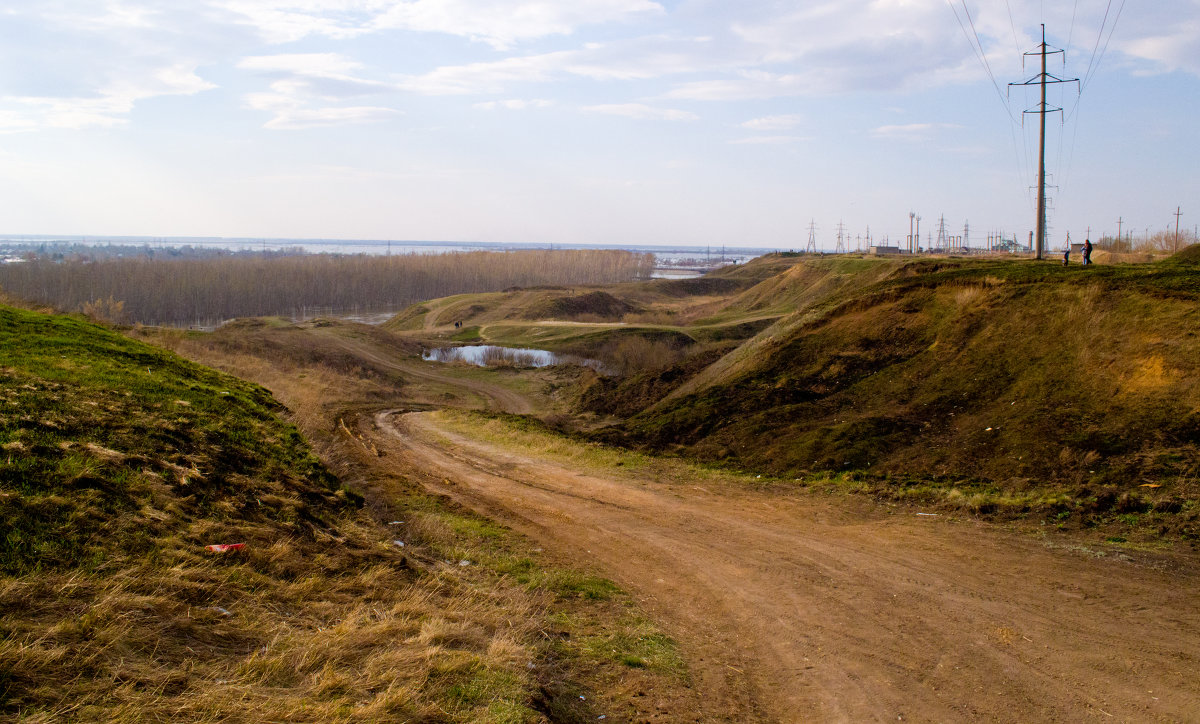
<box><xmin>582</xmin><ymin>253</ymin><xmax>1200</xmax><ymax>537</ymax></box>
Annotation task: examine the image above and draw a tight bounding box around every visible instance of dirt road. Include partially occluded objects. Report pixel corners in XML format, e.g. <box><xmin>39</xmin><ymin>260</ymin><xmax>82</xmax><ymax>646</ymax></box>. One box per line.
<box><xmin>314</xmin><ymin>330</ymin><xmax>535</xmax><ymax>414</ymax></box>
<box><xmin>375</xmin><ymin>411</ymin><xmax>1200</xmax><ymax>723</ymax></box>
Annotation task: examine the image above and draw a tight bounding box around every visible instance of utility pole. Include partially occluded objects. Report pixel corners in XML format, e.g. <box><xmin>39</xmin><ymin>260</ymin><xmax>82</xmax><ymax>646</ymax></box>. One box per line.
<box><xmin>1116</xmin><ymin>217</ymin><xmax>1122</xmax><ymax>246</ymax></box>
<box><xmin>1174</xmin><ymin>207</ymin><xmax>1183</xmax><ymax>253</ymax></box>
<box><xmin>1011</xmin><ymin>25</ymin><xmax>1078</xmax><ymax>260</ymax></box>
<box><xmin>835</xmin><ymin>221</ymin><xmax>846</xmax><ymax>254</ymax></box>
<box><xmin>806</xmin><ymin>220</ymin><xmax>818</xmax><ymax>253</ymax></box>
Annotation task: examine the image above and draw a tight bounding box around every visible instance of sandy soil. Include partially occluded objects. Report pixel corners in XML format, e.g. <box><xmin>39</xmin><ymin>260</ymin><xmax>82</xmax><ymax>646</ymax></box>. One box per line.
<box><xmin>371</xmin><ymin>410</ymin><xmax>1200</xmax><ymax>724</ymax></box>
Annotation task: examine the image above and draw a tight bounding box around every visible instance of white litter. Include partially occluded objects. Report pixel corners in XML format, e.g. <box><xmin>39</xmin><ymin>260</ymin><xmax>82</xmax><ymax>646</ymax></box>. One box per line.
<box><xmin>392</xmin><ymin>540</ymin><xmax>405</xmax><ymax>547</ymax></box>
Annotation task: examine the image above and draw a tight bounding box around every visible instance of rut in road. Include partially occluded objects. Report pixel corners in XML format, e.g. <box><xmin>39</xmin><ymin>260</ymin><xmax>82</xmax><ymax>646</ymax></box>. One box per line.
<box><xmin>375</xmin><ymin>411</ymin><xmax>1200</xmax><ymax>723</ymax></box>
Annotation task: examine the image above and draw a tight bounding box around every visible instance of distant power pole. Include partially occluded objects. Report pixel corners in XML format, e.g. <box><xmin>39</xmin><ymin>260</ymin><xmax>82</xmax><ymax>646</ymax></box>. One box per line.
<box><xmin>963</xmin><ymin>221</ymin><xmax>970</xmax><ymax>251</ymax></box>
<box><xmin>835</xmin><ymin>221</ymin><xmax>847</xmax><ymax>254</ymax></box>
<box><xmin>1116</xmin><ymin>217</ymin><xmax>1122</xmax><ymax>246</ymax></box>
<box><xmin>1175</xmin><ymin>207</ymin><xmax>1184</xmax><ymax>253</ymax></box>
<box><xmin>935</xmin><ymin>215</ymin><xmax>948</xmax><ymax>252</ymax></box>
<box><xmin>806</xmin><ymin>220</ymin><xmax>818</xmax><ymax>253</ymax></box>
<box><xmin>1010</xmin><ymin>25</ymin><xmax>1079</xmax><ymax>260</ymax></box>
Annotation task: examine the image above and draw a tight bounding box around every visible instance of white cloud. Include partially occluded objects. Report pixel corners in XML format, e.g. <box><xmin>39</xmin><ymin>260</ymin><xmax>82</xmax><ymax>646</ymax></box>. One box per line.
<box><xmin>396</xmin><ymin>36</ymin><xmax>728</xmax><ymax>95</ymax></box>
<box><xmin>740</xmin><ymin>113</ymin><xmax>804</xmax><ymax>131</ymax></box>
<box><xmin>1122</xmin><ymin>24</ymin><xmax>1200</xmax><ymax>75</ymax></box>
<box><xmin>243</xmin><ymin>77</ymin><xmax>397</xmax><ymax>128</ymax></box>
<box><xmin>0</xmin><ymin>64</ymin><xmax>215</xmax><ymax>130</ymax></box>
<box><xmin>239</xmin><ymin>52</ymin><xmax>399</xmax><ymax>128</ymax></box>
<box><xmin>370</xmin><ymin>0</ymin><xmax>665</xmax><ymax>49</ymax></box>
<box><xmin>239</xmin><ymin>52</ymin><xmax>365</xmax><ymax>77</ymax></box>
<box><xmin>871</xmin><ymin>123</ymin><xmax>962</xmax><ymax>141</ymax></box>
<box><xmin>728</xmin><ymin>135</ymin><xmax>806</xmax><ymax>145</ymax></box>
<box><xmin>210</xmin><ymin>0</ymin><xmax>376</xmax><ymax>44</ymax></box>
<box><xmin>397</xmin><ymin>53</ymin><xmax>566</xmax><ymax>94</ymax></box>
<box><xmin>668</xmin><ymin>71</ymin><xmax>819</xmax><ymax>101</ymax></box>
<box><xmin>474</xmin><ymin>98</ymin><xmax>554</xmax><ymax>110</ymax></box>
<box><xmin>261</xmin><ymin>105</ymin><xmax>400</xmax><ymax>129</ymax></box>
<box><xmin>582</xmin><ymin>103</ymin><xmax>697</xmax><ymax>121</ymax></box>
<box><xmin>212</xmin><ymin>0</ymin><xmax>664</xmax><ymax>48</ymax></box>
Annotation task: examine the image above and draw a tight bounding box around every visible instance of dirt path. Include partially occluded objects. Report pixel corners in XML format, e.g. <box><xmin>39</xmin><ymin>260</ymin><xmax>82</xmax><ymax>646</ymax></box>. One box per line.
<box><xmin>314</xmin><ymin>331</ymin><xmax>534</xmax><ymax>414</ymax></box>
<box><xmin>374</xmin><ymin>411</ymin><xmax>1200</xmax><ymax>723</ymax></box>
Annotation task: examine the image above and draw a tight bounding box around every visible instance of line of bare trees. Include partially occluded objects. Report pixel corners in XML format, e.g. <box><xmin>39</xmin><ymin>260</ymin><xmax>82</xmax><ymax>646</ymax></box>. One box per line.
<box><xmin>0</xmin><ymin>250</ymin><xmax>655</xmax><ymax>326</ymax></box>
<box><xmin>1095</xmin><ymin>229</ymin><xmax>1198</xmax><ymax>254</ymax></box>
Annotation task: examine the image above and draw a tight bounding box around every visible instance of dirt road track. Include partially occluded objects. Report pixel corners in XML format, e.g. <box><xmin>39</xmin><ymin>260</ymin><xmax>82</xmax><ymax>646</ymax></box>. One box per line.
<box><xmin>375</xmin><ymin>411</ymin><xmax>1200</xmax><ymax>723</ymax></box>
<box><xmin>314</xmin><ymin>331</ymin><xmax>534</xmax><ymax>414</ymax></box>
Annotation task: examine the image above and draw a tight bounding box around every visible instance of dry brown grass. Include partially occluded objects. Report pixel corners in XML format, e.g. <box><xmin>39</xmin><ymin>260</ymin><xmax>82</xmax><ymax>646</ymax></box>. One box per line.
<box><xmin>1</xmin><ymin>536</ymin><xmax>546</xmax><ymax>722</ymax></box>
<box><xmin>0</xmin><ymin>310</ymin><xmax>553</xmax><ymax>722</ymax></box>
<box><xmin>120</xmin><ymin>319</ymin><xmax>697</xmax><ymax>722</ymax></box>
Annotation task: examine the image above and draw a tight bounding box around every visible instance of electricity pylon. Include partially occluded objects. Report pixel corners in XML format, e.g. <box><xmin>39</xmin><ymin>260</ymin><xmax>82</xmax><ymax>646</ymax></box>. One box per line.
<box><xmin>1010</xmin><ymin>25</ymin><xmax>1078</xmax><ymax>260</ymax></box>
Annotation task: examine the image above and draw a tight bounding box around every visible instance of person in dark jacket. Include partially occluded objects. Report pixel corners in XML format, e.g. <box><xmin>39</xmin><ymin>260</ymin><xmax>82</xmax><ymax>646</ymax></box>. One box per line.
<box><xmin>1082</xmin><ymin>238</ymin><xmax>1093</xmax><ymax>266</ymax></box>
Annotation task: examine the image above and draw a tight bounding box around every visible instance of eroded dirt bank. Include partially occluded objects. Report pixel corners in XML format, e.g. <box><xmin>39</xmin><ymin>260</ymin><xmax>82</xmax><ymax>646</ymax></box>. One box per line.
<box><xmin>372</xmin><ymin>410</ymin><xmax>1200</xmax><ymax>723</ymax></box>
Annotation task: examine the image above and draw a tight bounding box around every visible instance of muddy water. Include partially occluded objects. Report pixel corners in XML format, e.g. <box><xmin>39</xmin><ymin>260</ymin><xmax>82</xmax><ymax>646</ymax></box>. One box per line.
<box><xmin>422</xmin><ymin>345</ymin><xmax>610</xmax><ymax>373</ymax></box>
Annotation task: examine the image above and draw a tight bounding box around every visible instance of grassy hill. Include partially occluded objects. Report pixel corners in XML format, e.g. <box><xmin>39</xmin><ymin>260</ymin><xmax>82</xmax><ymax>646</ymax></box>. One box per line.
<box><xmin>0</xmin><ymin>305</ymin><xmax>702</xmax><ymax>721</ymax></box>
<box><xmin>592</xmin><ymin>253</ymin><xmax>1200</xmax><ymax>540</ymax></box>
<box><xmin>0</xmin><ymin>306</ymin><xmax>551</xmax><ymax>721</ymax></box>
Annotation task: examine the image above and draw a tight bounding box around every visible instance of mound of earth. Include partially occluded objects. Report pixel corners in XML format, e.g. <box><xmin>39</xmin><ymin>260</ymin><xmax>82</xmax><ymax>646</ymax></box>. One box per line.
<box><xmin>527</xmin><ymin>291</ymin><xmax>642</xmax><ymax>320</ymax></box>
<box><xmin>1171</xmin><ymin>243</ymin><xmax>1200</xmax><ymax>264</ymax></box>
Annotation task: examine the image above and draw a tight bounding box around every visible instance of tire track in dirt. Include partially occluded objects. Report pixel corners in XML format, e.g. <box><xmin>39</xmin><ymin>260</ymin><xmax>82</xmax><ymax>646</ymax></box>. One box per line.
<box><xmin>316</xmin><ymin>332</ymin><xmax>534</xmax><ymax>414</ymax></box>
<box><xmin>375</xmin><ymin>410</ymin><xmax>1200</xmax><ymax>723</ymax></box>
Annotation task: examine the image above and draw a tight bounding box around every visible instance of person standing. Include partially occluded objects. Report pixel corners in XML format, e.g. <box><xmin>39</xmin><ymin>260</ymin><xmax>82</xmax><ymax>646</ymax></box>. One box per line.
<box><xmin>1063</xmin><ymin>245</ymin><xmax>1071</xmax><ymax>266</ymax></box>
<box><xmin>1082</xmin><ymin>238</ymin><xmax>1093</xmax><ymax>266</ymax></box>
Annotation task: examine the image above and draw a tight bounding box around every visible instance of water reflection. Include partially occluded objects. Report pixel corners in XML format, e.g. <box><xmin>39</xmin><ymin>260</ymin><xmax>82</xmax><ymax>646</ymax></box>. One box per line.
<box><xmin>422</xmin><ymin>345</ymin><xmax>609</xmax><ymax>373</ymax></box>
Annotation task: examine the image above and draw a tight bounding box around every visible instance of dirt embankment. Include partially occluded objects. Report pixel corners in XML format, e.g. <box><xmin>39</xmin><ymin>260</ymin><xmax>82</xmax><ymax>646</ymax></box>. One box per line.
<box><xmin>376</xmin><ymin>410</ymin><xmax>1200</xmax><ymax>723</ymax></box>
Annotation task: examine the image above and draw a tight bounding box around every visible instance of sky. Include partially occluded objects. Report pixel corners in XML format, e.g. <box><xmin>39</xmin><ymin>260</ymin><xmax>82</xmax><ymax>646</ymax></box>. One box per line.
<box><xmin>1</xmin><ymin>0</ymin><xmax>1198</xmax><ymax>250</ymax></box>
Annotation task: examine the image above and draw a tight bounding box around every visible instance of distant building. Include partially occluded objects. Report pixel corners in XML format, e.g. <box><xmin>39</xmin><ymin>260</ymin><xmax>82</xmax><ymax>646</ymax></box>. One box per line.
<box><xmin>869</xmin><ymin>245</ymin><xmax>902</xmax><ymax>256</ymax></box>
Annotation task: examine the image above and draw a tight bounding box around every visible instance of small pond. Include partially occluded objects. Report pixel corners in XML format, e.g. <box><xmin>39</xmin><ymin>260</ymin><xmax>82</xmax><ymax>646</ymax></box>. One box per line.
<box><xmin>422</xmin><ymin>345</ymin><xmax>610</xmax><ymax>373</ymax></box>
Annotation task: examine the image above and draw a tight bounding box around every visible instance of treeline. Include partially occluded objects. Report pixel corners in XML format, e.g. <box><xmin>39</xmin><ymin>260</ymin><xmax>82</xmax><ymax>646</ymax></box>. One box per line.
<box><xmin>0</xmin><ymin>249</ymin><xmax>655</xmax><ymax>326</ymax></box>
<box><xmin>0</xmin><ymin>242</ymin><xmax>308</xmax><ymax>262</ymax></box>
<box><xmin>1095</xmin><ymin>229</ymin><xmax>1199</xmax><ymax>254</ymax></box>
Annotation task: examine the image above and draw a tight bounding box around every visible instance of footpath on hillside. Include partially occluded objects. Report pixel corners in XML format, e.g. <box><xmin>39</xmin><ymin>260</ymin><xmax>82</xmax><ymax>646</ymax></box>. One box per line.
<box><xmin>369</xmin><ymin>408</ymin><xmax>1200</xmax><ymax>723</ymax></box>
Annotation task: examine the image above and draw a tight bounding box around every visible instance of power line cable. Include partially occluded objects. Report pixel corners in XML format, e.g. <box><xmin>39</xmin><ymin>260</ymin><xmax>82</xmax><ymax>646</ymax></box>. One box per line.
<box><xmin>1082</xmin><ymin>0</ymin><xmax>1126</xmax><ymax>92</ymax></box>
<box><xmin>1066</xmin><ymin>0</ymin><xmax>1126</xmax><ymax>120</ymax></box>
<box><xmin>1004</xmin><ymin>0</ymin><xmax>1024</xmax><ymax>61</ymax></box>
<box><xmin>1078</xmin><ymin>0</ymin><xmax>1114</xmax><ymax>94</ymax></box>
<box><xmin>946</xmin><ymin>0</ymin><xmax>1019</xmax><ymax>123</ymax></box>
<box><xmin>1066</xmin><ymin>0</ymin><xmax>1081</xmax><ymax>55</ymax></box>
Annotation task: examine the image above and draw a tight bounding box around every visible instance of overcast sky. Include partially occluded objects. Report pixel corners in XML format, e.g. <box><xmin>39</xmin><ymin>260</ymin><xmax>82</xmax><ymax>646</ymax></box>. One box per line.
<box><xmin>1</xmin><ymin>0</ymin><xmax>1197</xmax><ymax>249</ymax></box>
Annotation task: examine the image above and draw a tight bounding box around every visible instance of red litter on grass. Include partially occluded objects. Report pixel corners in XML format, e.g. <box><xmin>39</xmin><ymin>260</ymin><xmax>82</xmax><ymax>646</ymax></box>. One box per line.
<box><xmin>205</xmin><ymin>543</ymin><xmax>246</xmax><ymax>553</ymax></box>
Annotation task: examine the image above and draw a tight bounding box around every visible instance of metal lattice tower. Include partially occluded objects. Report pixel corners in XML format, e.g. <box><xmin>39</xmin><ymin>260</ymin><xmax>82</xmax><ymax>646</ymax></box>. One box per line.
<box><xmin>835</xmin><ymin>221</ymin><xmax>846</xmax><ymax>253</ymax></box>
<box><xmin>935</xmin><ymin>215</ymin><xmax>948</xmax><ymax>252</ymax></box>
<box><xmin>963</xmin><ymin>221</ymin><xmax>970</xmax><ymax>250</ymax></box>
<box><xmin>806</xmin><ymin>220</ymin><xmax>818</xmax><ymax>253</ymax></box>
